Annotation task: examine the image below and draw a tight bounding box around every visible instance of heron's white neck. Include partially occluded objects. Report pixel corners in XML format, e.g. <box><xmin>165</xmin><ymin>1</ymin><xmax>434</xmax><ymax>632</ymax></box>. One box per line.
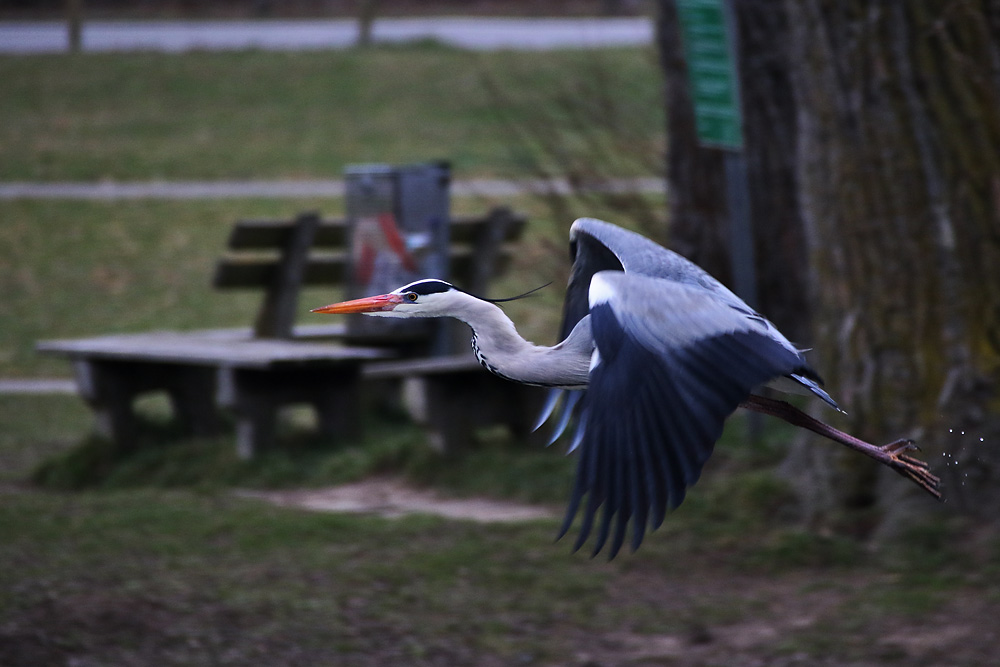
<box><xmin>450</xmin><ymin>296</ymin><xmax>592</xmax><ymax>389</ymax></box>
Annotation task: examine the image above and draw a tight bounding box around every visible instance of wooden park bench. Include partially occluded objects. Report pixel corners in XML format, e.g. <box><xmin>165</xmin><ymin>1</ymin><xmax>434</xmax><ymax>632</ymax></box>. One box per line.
<box><xmin>37</xmin><ymin>207</ymin><xmax>542</xmax><ymax>457</ymax></box>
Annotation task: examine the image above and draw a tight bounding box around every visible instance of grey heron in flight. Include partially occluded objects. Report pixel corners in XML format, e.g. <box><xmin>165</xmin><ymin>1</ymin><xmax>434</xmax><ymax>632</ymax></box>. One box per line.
<box><xmin>313</xmin><ymin>218</ymin><xmax>941</xmax><ymax>558</ymax></box>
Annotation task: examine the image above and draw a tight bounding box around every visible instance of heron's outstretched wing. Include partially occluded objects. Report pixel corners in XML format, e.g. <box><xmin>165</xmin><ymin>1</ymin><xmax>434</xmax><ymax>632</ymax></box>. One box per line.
<box><xmin>559</xmin><ymin>271</ymin><xmax>816</xmax><ymax>559</ymax></box>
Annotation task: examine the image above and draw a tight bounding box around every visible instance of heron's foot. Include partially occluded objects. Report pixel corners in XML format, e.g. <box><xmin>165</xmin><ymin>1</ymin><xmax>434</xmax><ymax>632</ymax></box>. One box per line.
<box><xmin>880</xmin><ymin>438</ymin><xmax>942</xmax><ymax>500</ymax></box>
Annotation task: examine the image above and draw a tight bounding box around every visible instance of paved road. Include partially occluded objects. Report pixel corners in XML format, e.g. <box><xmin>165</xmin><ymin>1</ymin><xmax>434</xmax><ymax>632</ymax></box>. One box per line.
<box><xmin>0</xmin><ymin>177</ymin><xmax>662</xmax><ymax>200</ymax></box>
<box><xmin>0</xmin><ymin>17</ymin><xmax>653</xmax><ymax>53</ymax></box>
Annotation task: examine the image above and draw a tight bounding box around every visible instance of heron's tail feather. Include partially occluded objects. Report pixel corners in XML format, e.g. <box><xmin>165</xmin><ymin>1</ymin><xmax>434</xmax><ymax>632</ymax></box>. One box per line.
<box><xmin>789</xmin><ymin>373</ymin><xmax>845</xmax><ymax>413</ymax></box>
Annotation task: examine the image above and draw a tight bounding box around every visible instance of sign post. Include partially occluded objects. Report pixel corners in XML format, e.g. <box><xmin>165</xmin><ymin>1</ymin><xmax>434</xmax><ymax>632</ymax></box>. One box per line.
<box><xmin>676</xmin><ymin>0</ymin><xmax>757</xmax><ymax>311</ymax></box>
<box><xmin>677</xmin><ymin>0</ymin><xmax>761</xmax><ymax>440</ymax></box>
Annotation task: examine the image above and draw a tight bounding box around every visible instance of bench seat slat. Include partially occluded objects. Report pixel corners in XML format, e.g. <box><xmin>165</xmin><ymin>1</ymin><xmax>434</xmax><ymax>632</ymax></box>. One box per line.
<box><xmin>228</xmin><ymin>220</ymin><xmax>348</xmax><ymax>249</ymax></box>
<box><xmin>227</xmin><ymin>214</ymin><xmax>526</xmax><ymax>250</ymax></box>
<box><xmin>213</xmin><ymin>244</ymin><xmax>516</xmax><ymax>289</ymax></box>
<box><xmin>37</xmin><ymin>331</ymin><xmax>391</xmax><ymax>368</ymax></box>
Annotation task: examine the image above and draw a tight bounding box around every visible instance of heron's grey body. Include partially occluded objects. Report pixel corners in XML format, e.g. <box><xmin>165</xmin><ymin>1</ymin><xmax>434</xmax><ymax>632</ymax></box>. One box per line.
<box><xmin>316</xmin><ymin>218</ymin><xmax>843</xmax><ymax>558</ymax></box>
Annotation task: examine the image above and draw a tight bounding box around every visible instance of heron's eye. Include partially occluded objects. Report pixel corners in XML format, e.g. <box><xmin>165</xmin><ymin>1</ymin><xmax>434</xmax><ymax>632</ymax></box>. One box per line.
<box><xmin>407</xmin><ymin>292</ymin><xmax>418</xmax><ymax>302</ymax></box>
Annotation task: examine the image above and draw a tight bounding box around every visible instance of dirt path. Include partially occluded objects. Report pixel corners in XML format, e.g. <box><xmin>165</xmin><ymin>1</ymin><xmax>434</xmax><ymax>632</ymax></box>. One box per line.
<box><xmin>237</xmin><ymin>477</ymin><xmax>558</xmax><ymax>523</ymax></box>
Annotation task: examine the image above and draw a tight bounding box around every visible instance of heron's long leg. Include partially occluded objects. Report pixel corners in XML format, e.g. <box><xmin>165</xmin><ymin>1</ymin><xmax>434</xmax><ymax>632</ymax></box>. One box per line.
<box><xmin>739</xmin><ymin>394</ymin><xmax>942</xmax><ymax>500</ymax></box>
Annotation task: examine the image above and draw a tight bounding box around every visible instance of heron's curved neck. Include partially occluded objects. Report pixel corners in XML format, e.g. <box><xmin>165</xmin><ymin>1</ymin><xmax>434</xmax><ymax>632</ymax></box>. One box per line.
<box><xmin>454</xmin><ymin>297</ymin><xmax>591</xmax><ymax>389</ymax></box>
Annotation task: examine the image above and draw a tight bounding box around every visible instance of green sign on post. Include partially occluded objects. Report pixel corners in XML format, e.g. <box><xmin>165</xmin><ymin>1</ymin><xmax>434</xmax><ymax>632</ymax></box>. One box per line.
<box><xmin>676</xmin><ymin>0</ymin><xmax>743</xmax><ymax>150</ymax></box>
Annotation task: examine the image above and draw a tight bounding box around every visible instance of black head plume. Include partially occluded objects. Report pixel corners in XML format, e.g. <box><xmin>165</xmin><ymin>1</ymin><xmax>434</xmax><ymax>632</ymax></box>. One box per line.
<box><xmin>478</xmin><ymin>282</ymin><xmax>552</xmax><ymax>304</ymax></box>
<box><xmin>399</xmin><ymin>278</ymin><xmax>550</xmax><ymax>305</ymax></box>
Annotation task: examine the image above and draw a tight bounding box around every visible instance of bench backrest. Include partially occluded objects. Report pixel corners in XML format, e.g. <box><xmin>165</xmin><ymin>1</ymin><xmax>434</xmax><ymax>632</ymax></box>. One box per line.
<box><xmin>213</xmin><ymin>207</ymin><xmax>526</xmax><ymax>342</ymax></box>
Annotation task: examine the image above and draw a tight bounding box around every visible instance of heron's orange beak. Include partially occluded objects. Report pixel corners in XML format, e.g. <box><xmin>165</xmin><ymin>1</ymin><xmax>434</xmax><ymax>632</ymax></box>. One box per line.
<box><xmin>310</xmin><ymin>293</ymin><xmax>404</xmax><ymax>314</ymax></box>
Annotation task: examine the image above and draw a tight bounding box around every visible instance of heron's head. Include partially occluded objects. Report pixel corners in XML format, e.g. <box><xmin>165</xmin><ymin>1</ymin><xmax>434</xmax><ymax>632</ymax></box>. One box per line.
<box><xmin>310</xmin><ymin>279</ymin><xmax>463</xmax><ymax>319</ymax></box>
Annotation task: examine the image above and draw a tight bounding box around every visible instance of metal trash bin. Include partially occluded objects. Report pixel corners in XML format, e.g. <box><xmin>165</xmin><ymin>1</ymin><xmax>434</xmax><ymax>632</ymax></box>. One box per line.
<box><xmin>344</xmin><ymin>161</ymin><xmax>451</xmax><ymax>351</ymax></box>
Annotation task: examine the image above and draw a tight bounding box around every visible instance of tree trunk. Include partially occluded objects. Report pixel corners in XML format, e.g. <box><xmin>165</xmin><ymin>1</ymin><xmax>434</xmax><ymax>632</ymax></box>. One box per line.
<box><xmin>786</xmin><ymin>0</ymin><xmax>1000</xmax><ymax>529</ymax></box>
<box><xmin>66</xmin><ymin>0</ymin><xmax>82</xmax><ymax>53</ymax></box>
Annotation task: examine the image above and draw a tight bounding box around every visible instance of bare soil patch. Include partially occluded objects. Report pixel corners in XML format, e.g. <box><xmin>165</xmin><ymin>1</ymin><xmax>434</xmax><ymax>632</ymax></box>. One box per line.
<box><xmin>237</xmin><ymin>476</ymin><xmax>558</xmax><ymax>523</ymax></box>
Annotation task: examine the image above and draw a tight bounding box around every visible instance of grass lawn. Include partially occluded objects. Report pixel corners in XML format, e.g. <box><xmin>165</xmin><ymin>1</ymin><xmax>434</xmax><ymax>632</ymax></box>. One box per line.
<box><xmin>2</xmin><ymin>396</ymin><xmax>998</xmax><ymax>665</ymax></box>
<box><xmin>0</xmin><ymin>46</ymin><xmax>662</xmax><ymax>181</ymax></box>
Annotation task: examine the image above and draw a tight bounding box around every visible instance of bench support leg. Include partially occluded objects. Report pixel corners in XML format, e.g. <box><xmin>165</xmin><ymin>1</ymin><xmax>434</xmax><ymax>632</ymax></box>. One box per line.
<box><xmin>166</xmin><ymin>367</ymin><xmax>223</xmax><ymax>437</ymax></box>
<box><xmin>74</xmin><ymin>359</ymin><xmax>139</xmax><ymax>448</ymax></box>
<box><xmin>413</xmin><ymin>373</ymin><xmax>546</xmax><ymax>455</ymax></box>
<box><xmin>219</xmin><ymin>366</ymin><xmax>364</xmax><ymax>459</ymax></box>
<box><xmin>73</xmin><ymin>359</ymin><xmax>222</xmax><ymax>449</ymax></box>
<box><xmin>234</xmin><ymin>407</ymin><xmax>277</xmax><ymax>461</ymax></box>
<box><xmin>314</xmin><ymin>383</ymin><xmax>362</xmax><ymax>442</ymax></box>
<box><xmin>422</xmin><ymin>378</ymin><xmax>475</xmax><ymax>454</ymax></box>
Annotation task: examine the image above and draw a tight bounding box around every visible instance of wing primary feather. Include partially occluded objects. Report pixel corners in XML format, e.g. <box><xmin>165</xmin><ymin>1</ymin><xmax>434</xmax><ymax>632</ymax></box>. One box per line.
<box><xmin>633</xmin><ymin>399</ymin><xmax>666</xmax><ymax>533</ymax></box>
<box><xmin>566</xmin><ymin>418</ymin><xmax>587</xmax><ymax>454</ymax></box>
<box><xmin>557</xmin><ymin>415</ymin><xmax>591</xmax><ymax>543</ymax></box>
<box><xmin>627</xmin><ymin>408</ymin><xmax>651</xmax><ymax>553</ymax></box>
<box><xmin>634</xmin><ymin>389</ymin><xmax>674</xmax><ymax>528</ymax></box>
<box><xmin>636</xmin><ymin>388</ymin><xmax>688</xmax><ymax>510</ymax></box>
<box><xmin>606</xmin><ymin>418</ymin><xmax>634</xmax><ymax>559</ymax></box>
<box><xmin>532</xmin><ymin>389</ymin><xmax>563</xmax><ymax>433</ymax></box>
<box><xmin>573</xmin><ymin>418</ymin><xmax>607</xmax><ymax>553</ymax></box>
<box><xmin>666</xmin><ymin>344</ymin><xmax>736</xmax><ymax>407</ymax></box>
<box><xmin>654</xmin><ymin>359</ymin><xmax>729</xmax><ymax>487</ymax></box>
<box><xmin>647</xmin><ymin>359</ymin><xmax>708</xmax><ymax>486</ymax></box>
<box><xmin>591</xmin><ymin>419</ymin><xmax>618</xmax><ymax>557</ymax></box>
<box><xmin>546</xmin><ymin>390</ymin><xmax>582</xmax><ymax>445</ymax></box>
<box><xmin>644</xmin><ymin>357</ymin><xmax>712</xmax><ymax>503</ymax></box>
<box><xmin>614</xmin><ymin>416</ymin><xmax>642</xmax><ymax>557</ymax></box>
